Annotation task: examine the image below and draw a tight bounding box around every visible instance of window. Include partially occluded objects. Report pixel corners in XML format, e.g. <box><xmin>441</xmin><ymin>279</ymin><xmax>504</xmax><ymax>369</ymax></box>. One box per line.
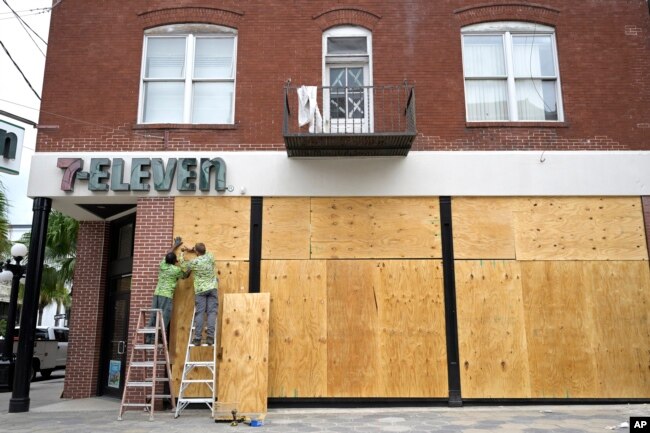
<box><xmin>139</xmin><ymin>24</ymin><xmax>237</xmax><ymax>124</ymax></box>
<box><xmin>323</xmin><ymin>26</ymin><xmax>373</xmax><ymax>133</ymax></box>
<box><xmin>461</xmin><ymin>22</ymin><xmax>563</xmax><ymax>122</ymax></box>
<box><xmin>53</xmin><ymin>329</ymin><xmax>69</xmax><ymax>343</ymax></box>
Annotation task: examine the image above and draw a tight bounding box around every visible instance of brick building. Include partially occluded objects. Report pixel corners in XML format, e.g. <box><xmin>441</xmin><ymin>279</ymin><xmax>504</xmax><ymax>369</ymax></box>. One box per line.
<box><xmin>25</xmin><ymin>0</ymin><xmax>650</xmax><ymax>405</ymax></box>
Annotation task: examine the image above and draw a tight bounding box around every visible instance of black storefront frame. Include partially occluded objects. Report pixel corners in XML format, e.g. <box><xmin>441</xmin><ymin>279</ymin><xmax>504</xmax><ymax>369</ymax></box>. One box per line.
<box><xmin>98</xmin><ymin>213</ymin><xmax>136</xmax><ymax>398</ymax></box>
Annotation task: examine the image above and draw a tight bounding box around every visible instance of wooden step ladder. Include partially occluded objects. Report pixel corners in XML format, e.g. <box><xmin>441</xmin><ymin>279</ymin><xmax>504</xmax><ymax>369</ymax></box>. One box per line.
<box><xmin>117</xmin><ymin>309</ymin><xmax>175</xmax><ymax>421</ymax></box>
<box><xmin>174</xmin><ymin>310</ymin><xmax>217</xmax><ymax>418</ymax></box>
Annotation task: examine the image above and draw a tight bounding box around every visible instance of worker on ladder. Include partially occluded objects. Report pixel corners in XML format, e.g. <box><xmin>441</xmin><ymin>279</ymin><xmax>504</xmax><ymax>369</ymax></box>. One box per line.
<box><xmin>145</xmin><ymin>236</ymin><xmax>188</xmax><ymax>345</ymax></box>
<box><xmin>180</xmin><ymin>242</ymin><xmax>218</xmax><ymax>346</ymax></box>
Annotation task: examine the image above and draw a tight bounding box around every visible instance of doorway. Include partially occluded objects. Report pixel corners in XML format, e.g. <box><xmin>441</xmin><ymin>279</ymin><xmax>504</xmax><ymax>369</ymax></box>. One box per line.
<box><xmin>100</xmin><ymin>276</ymin><xmax>131</xmax><ymax>397</ymax></box>
<box><xmin>99</xmin><ymin>214</ymin><xmax>135</xmax><ymax>397</ymax></box>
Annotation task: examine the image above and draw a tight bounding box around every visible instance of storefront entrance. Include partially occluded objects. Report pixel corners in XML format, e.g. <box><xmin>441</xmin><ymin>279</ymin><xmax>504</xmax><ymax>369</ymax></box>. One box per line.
<box><xmin>100</xmin><ymin>276</ymin><xmax>131</xmax><ymax>397</ymax></box>
<box><xmin>99</xmin><ymin>214</ymin><xmax>135</xmax><ymax>397</ymax></box>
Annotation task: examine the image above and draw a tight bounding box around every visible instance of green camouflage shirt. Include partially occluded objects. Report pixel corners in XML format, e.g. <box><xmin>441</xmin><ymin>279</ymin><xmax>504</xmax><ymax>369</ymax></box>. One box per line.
<box><xmin>180</xmin><ymin>251</ymin><xmax>218</xmax><ymax>294</ymax></box>
<box><xmin>154</xmin><ymin>260</ymin><xmax>183</xmax><ymax>298</ymax></box>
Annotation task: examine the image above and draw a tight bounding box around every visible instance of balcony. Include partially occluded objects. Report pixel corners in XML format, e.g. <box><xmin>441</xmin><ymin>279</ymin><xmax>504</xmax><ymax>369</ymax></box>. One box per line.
<box><xmin>283</xmin><ymin>84</ymin><xmax>416</xmax><ymax>157</ymax></box>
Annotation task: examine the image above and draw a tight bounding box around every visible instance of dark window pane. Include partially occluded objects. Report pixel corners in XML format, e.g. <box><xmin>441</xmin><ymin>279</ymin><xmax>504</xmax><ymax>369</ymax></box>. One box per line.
<box><xmin>327</xmin><ymin>37</ymin><xmax>367</xmax><ymax>55</ymax></box>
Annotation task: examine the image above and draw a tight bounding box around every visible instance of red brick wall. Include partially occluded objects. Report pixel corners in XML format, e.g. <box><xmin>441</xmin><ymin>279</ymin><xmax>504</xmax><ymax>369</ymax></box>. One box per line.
<box><xmin>121</xmin><ymin>198</ymin><xmax>175</xmax><ymax>401</ymax></box>
<box><xmin>131</xmin><ymin>197</ymin><xmax>175</xmax><ymax>322</ymax></box>
<box><xmin>36</xmin><ymin>0</ymin><xmax>650</xmax><ymax>152</ymax></box>
<box><xmin>641</xmin><ymin>196</ymin><xmax>650</xmax><ymax>254</ymax></box>
<box><xmin>62</xmin><ymin>221</ymin><xmax>110</xmax><ymax>399</ymax></box>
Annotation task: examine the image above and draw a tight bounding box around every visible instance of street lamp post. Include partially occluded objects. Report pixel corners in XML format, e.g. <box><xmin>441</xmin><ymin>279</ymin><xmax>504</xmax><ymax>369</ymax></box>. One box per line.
<box><xmin>0</xmin><ymin>243</ymin><xmax>28</xmax><ymax>390</ymax></box>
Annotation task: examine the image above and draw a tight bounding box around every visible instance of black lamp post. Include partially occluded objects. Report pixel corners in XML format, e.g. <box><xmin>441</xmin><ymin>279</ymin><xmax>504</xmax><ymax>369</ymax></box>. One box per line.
<box><xmin>0</xmin><ymin>243</ymin><xmax>28</xmax><ymax>390</ymax></box>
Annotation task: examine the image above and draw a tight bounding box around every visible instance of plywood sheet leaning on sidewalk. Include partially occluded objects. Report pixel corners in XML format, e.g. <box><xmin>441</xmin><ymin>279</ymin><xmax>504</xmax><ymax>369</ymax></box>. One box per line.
<box><xmin>216</xmin><ymin>293</ymin><xmax>270</xmax><ymax>417</ymax></box>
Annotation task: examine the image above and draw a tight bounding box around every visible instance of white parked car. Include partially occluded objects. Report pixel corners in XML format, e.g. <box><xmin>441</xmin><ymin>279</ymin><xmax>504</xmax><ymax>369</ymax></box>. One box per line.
<box><xmin>13</xmin><ymin>326</ymin><xmax>68</xmax><ymax>379</ymax></box>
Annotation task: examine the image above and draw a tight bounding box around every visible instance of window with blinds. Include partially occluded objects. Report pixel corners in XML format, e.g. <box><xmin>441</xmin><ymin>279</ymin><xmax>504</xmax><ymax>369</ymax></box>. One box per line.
<box><xmin>139</xmin><ymin>24</ymin><xmax>237</xmax><ymax>124</ymax></box>
<box><xmin>461</xmin><ymin>22</ymin><xmax>563</xmax><ymax>122</ymax></box>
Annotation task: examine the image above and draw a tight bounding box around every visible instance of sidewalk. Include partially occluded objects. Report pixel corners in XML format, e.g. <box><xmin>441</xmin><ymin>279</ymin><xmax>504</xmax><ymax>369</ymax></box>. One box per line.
<box><xmin>0</xmin><ymin>375</ymin><xmax>646</xmax><ymax>432</ymax></box>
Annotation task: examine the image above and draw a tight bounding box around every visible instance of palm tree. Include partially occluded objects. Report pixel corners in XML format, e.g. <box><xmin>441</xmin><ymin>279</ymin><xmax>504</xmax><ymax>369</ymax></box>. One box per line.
<box><xmin>18</xmin><ymin>211</ymin><xmax>79</xmax><ymax>325</ymax></box>
<box><xmin>0</xmin><ymin>181</ymin><xmax>11</xmax><ymax>333</ymax></box>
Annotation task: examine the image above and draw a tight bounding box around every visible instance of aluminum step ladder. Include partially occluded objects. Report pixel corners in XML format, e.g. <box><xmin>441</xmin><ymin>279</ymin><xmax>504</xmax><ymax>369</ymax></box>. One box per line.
<box><xmin>118</xmin><ymin>309</ymin><xmax>175</xmax><ymax>421</ymax></box>
<box><xmin>174</xmin><ymin>310</ymin><xmax>217</xmax><ymax>418</ymax></box>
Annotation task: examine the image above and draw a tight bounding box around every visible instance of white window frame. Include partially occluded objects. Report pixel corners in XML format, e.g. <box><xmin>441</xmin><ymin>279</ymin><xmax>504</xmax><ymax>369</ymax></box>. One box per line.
<box><xmin>322</xmin><ymin>26</ymin><xmax>374</xmax><ymax>133</ymax></box>
<box><xmin>461</xmin><ymin>21</ymin><xmax>564</xmax><ymax>122</ymax></box>
<box><xmin>138</xmin><ymin>24</ymin><xmax>237</xmax><ymax>125</ymax></box>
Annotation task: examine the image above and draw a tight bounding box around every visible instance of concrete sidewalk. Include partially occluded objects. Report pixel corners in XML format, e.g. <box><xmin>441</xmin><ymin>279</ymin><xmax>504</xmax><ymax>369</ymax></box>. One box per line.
<box><xmin>0</xmin><ymin>374</ymin><xmax>647</xmax><ymax>432</ymax></box>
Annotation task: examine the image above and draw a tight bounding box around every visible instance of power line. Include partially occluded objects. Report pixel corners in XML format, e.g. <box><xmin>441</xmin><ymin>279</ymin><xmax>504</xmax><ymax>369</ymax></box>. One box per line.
<box><xmin>2</xmin><ymin>0</ymin><xmax>47</xmax><ymax>47</ymax></box>
<box><xmin>10</xmin><ymin>12</ymin><xmax>46</xmax><ymax>57</ymax></box>
<box><xmin>0</xmin><ymin>7</ymin><xmax>50</xmax><ymax>16</ymax></box>
<box><xmin>0</xmin><ymin>40</ymin><xmax>41</xmax><ymax>100</ymax></box>
<box><xmin>0</xmin><ymin>10</ymin><xmax>48</xmax><ymax>21</ymax></box>
<box><xmin>0</xmin><ymin>97</ymin><xmax>165</xmax><ymax>141</ymax></box>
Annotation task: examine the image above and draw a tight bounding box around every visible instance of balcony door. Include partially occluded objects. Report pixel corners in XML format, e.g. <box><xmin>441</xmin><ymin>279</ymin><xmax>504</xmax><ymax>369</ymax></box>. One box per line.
<box><xmin>323</xmin><ymin>26</ymin><xmax>373</xmax><ymax>133</ymax></box>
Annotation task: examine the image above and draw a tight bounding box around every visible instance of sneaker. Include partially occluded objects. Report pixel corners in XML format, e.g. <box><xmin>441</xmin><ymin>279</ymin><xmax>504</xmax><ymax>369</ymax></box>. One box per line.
<box><xmin>192</xmin><ymin>339</ymin><xmax>201</xmax><ymax>346</ymax></box>
<box><xmin>203</xmin><ymin>338</ymin><xmax>214</xmax><ymax>347</ymax></box>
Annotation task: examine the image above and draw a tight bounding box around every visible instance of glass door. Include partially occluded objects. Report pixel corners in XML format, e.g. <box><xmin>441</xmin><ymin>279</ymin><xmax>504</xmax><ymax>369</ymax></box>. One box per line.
<box><xmin>99</xmin><ymin>213</ymin><xmax>135</xmax><ymax>398</ymax></box>
<box><xmin>327</xmin><ymin>66</ymin><xmax>370</xmax><ymax>133</ymax></box>
<box><xmin>100</xmin><ymin>276</ymin><xmax>131</xmax><ymax>397</ymax></box>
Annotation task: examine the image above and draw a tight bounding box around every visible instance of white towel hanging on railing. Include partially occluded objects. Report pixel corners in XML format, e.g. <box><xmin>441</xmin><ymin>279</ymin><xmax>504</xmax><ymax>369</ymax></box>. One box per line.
<box><xmin>297</xmin><ymin>85</ymin><xmax>323</xmax><ymax>133</ymax></box>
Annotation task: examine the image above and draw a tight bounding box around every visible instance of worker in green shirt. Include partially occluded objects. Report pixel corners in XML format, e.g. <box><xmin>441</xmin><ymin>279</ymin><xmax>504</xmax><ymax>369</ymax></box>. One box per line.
<box><xmin>145</xmin><ymin>236</ymin><xmax>186</xmax><ymax>344</ymax></box>
<box><xmin>180</xmin><ymin>242</ymin><xmax>218</xmax><ymax>346</ymax></box>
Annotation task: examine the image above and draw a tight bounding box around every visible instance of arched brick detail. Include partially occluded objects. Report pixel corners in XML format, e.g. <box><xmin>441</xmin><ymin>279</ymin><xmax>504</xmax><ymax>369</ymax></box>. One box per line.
<box><xmin>138</xmin><ymin>6</ymin><xmax>244</xmax><ymax>29</ymax></box>
<box><xmin>313</xmin><ymin>7</ymin><xmax>381</xmax><ymax>31</ymax></box>
<box><xmin>454</xmin><ymin>2</ymin><xmax>560</xmax><ymax>27</ymax></box>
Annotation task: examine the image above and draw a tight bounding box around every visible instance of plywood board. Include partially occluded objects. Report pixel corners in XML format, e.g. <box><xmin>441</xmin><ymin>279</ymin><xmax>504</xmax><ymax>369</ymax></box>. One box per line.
<box><xmin>586</xmin><ymin>261</ymin><xmax>650</xmax><ymax>397</ymax></box>
<box><xmin>217</xmin><ymin>293</ymin><xmax>270</xmax><ymax>414</ymax></box>
<box><xmin>174</xmin><ymin>197</ymin><xmax>251</xmax><ymax>260</ymax></box>
<box><xmin>170</xmin><ymin>261</ymin><xmax>248</xmax><ymax>397</ymax></box>
<box><xmin>452</xmin><ymin>198</ymin><xmax>516</xmax><ymax>259</ymax></box>
<box><xmin>311</xmin><ymin>198</ymin><xmax>441</xmax><ymax>259</ymax></box>
<box><xmin>514</xmin><ymin>197</ymin><xmax>648</xmax><ymax>261</ymax></box>
<box><xmin>262</xmin><ymin>198</ymin><xmax>311</xmax><ymax>260</ymax></box>
<box><xmin>375</xmin><ymin>260</ymin><xmax>448</xmax><ymax>397</ymax></box>
<box><xmin>521</xmin><ymin>261</ymin><xmax>599</xmax><ymax>398</ymax></box>
<box><xmin>327</xmin><ymin>259</ymin><xmax>447</xmax><ymax>397</ymax></box>
<box><xmin>261</xmin><ymin>260</ymin><xmax>327</xmax><ymax>397</ymax></box>
<box><xmin>456</xmin><ymin>260</ymin><xmax>532</xmax><ymax>398</ymax></box>
<box><xmin>327</xmin><ymin>260</ymin><xmax>380</xmax><ymax>397</ymax></box>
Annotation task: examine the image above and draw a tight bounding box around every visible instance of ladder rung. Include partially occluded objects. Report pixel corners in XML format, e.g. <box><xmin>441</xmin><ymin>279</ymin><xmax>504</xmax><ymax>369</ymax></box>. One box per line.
<box><xmin>126</xmin><ymin>381</ymin><xmax>154</xmax><ymax>387</ymax></box>
<box><xmin>181</xmin><ymin>379</ymin><xmax>213</xmax><ymax>384</ymax></box>
<box><xmin>131</xmin><ymin>361</ymin><xmax>167</xmax><ymax>367</ymax></box>
<box><xmin>119</xmin><ymin>309</ymin><xmax>173</xmax><ymax>421</ymax></box>
<box><xmin>178</xmin><ymin>398</ymin><xmax>213</xmax><ymax>404</ymax></box>
<box><xmin>185</xmin><ymin>361</ymin><xmax>213</xmax><ymax>367</ymax></box>
<box><xmin>135</xmin><ymin>344</ymin><xmax>164</xmax><ymax>350</ymax></box>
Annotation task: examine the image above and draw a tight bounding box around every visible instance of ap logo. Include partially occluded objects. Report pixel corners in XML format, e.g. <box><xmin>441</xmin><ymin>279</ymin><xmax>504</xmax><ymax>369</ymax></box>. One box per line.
<box><xmin>632</xmin><ymin>417</ymin><xmax>650</xmax><ymax>431</ymax></box>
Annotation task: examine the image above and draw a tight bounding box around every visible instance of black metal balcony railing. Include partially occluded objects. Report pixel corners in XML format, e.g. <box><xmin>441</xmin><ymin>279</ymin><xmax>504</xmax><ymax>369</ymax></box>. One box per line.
<box><xmin>283</xmin><ymin>83</ymin><xmax>416</xmax><ymax>157</ymax></box>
